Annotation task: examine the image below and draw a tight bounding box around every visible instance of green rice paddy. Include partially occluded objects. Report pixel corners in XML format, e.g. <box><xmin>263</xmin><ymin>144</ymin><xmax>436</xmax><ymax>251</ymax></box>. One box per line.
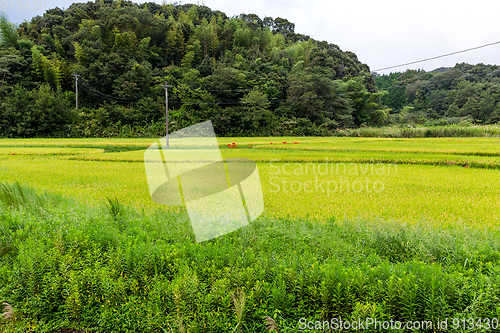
<box><xmin>0</xmin><ymin>137</ymin><xmax>499</xmax><ymax>226</ymax></box>
<box><xmin>1</xmin><ymin>137</ymin><xmax>500</xmax><ymax>332</ymax></box>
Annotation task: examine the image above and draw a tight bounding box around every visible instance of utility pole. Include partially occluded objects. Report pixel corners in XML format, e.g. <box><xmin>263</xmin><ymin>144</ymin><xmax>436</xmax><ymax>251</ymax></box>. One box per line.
<box><xmin>73</xmin><ymin>74</ymin><xmax>80</xmax><ymax>110</ymax></box>
<box><xmin>160</xmin><ymin>81</ymin><xmax>173</xmax><ymax>149</ymax></box>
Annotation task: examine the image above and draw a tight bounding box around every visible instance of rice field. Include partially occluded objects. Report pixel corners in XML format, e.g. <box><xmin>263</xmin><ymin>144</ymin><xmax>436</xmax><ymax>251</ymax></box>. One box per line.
<box><xmin>0</xmin><ymin>147</ymin><xmax>104</xmax><ymax>155</ymax></box>
<box><xmin>1</xmin><ymin>137</ymin><xmax>500</xmax><ymax>332</ymax></box>
<box><xmin>0</xmin><ymin>137</ymin><xmax>499</xmax><ymax>225</ymax></box>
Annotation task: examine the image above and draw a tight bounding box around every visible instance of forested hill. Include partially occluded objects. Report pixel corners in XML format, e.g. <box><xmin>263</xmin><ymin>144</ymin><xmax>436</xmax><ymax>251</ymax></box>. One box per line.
<box><xmin>374</xmin><ymin>63</ymin><xmax>500</xmax><ymax>125</ymax></box>
<box><xmin>0</xmin><ymin>0</ymin><xmax>387</xmax><ymax>138</ymax></box>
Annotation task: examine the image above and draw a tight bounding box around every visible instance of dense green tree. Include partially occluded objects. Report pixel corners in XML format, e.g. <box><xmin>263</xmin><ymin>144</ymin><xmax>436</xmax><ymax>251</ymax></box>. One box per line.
<box><xmin>0</xmin><ymin>12</ymin><xmax>19</xmax><ymax>48</ymax></box>
<box><xmin>339</xmin><ymin>75</ymin><xmax>385</xmax><ymax>126</ymax></box>
<box><xmin>272</xmin><ymin>17</ymin><xmax>295</xmax><ymax>39</ymax></box>
<box><xmin>113</xmin><ymin>60</ymin><xmax>153</xmax><ymax>100</ymax></box>
<box><xmin>0</xmin><ymin>84</ymin><xmax>72</xmax><ymax>137</ymax></box>
<box><xmin>0</xmin><ymin>0</ymin><xmax>384</xmax><ymax>137</ymax></box>
<box><xmin>0</xmin><ymin>51</ymin><xmax>22</xmax><ymax>92</ymax></box>
<box><xmin>375</xmin><ymin>64</ymin><xmax>500</xmax><ymax>124</ymax></box>
<box><xmin>240</xmin><ymin>89</ymin><xmax>275</xmax><ymax>135</ymax></box>
<box><xmin>31</xmin><ymin>45</ymin><xmax>62</xmax><ymax>89</ymax></box>
<box><xmin>201</xmin><ymin>67</ymin><xmax>247</xmax><ymax>101</ymax></box>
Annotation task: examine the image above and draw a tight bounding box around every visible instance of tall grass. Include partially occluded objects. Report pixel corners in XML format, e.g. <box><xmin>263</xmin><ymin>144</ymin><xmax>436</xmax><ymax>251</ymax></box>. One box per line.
<box><xmin>107</xmin><ymin>196</ymin><xmax>124</xmax><ymax>220</ymax></box>
<box><xmin>0</xmin><ymin>181</ymin><xmax>48</xmax><ymax>209</ymax></box>
<box><xmin>335</xmin><ymin>125</ymin><xmax>500</xmax><ymax>138</ymax></box>
<box><xmin>0</xmin><ymin>182</ymin><xmax>26</xmax><ymax>208</ymax></box>
<box><xmin>1</xmin><ymin>184</ymin><xmax>500</xmax><ymax>332</ymax></box>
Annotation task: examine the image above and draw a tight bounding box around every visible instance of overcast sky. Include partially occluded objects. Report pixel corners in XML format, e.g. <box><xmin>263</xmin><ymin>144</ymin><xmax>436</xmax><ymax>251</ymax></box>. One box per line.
<box><xmin>4</xmin><ymin>0</ymin><xmax>500</xmax><ymax>74</ymax></box>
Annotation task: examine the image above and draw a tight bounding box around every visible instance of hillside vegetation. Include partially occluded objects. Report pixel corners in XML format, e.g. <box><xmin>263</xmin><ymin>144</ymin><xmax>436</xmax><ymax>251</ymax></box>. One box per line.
<box><xmin>0</xmin><ymin>1</ymin><xmax>386</xmax><ymax>137</ymax></box>
<box><xmin>374</xmin><ymin>63</ymin><xmax>500</xmax><ymax>126</ymax></box>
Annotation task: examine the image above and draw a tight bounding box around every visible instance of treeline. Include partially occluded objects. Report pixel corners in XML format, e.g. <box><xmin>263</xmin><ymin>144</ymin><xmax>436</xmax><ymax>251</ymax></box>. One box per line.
<box><xmin>374</xmin><ymin>63</ymin><xmax>500</xmax><ymax>126</ymax></box>
<box><xmin>0</xmin><ymin>0</ymin><xmax>388</xmax><ymax>138</ymax></box>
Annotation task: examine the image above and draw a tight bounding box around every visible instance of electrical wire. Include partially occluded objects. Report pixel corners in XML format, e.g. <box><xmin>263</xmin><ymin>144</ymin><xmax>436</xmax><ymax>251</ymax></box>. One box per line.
<box><xmin>79</xmin><ymin>83</ymin><xmax>131</xmax><ymax>103</ymax></box>
<box><xmin>175</xmin><ymin>78</ymin><xmax>343</xmax><ymax>93</ymax></box>
<box><xmin>74</xmin><ymin>38</ymin><xmax>500</xmax><ymax>104</ymax></box>
<box><xmin>166</xmin><ymin>68</ymin><xmax>500</xmax><ymax>106</ymax></box>
<box><xmin>373</xmin><ymin>40</ymin><xmax>500</xmax><ymax>72</ymax></box>
<box><xmin>73</xmin><ymin>66</ymin><xmax>500</xmax><ymax>107</ymax></box>
<box><xmin>78</xmin><ymin>77</ymin><xmax>135</xmax><ymax>104</ymax></box>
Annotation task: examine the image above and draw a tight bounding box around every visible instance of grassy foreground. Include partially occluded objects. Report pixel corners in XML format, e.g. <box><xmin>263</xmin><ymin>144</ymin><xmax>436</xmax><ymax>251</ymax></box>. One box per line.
<box><xmin>0</xmin><ymin>185</ymin><xmax>500</xmax><ymax>332</ymax></box>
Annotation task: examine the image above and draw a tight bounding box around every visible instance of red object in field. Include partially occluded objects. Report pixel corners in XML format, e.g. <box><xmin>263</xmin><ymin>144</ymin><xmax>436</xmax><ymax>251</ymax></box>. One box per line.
<box><xmin>249</xmin><ymin>145</ymin><xmax>252</xmax><ymax>148</ymax></box>
<box><xmin>293</xmin><ymin>142</ymin><xmax>299</xmax><ymax>144</ymax></box>
<box><xmin>232</xmin><ymin>143</ymin><xmax>235</xmax><ymax>145</ymax></box>
<box><xmin>11</xmin><ymin>153</ymin><xmax>15</xmax><ymax>155</ymax></box>
<box><xmin>283</xmin><ymin>141</ymin><xmax>287</xmax><ymax>144</ymax></box>
<box><xmin>270</xmin><ymin>142</ymin><xmax>273</xmax><ymax>144</ymax></box>
<box><xmin>464</xmin><ymin>165</ymin><xmax>469</xmax><ymax>168</ymax></box>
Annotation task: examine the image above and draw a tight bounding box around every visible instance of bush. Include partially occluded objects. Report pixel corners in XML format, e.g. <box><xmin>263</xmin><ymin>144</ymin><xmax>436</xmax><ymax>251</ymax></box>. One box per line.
<box><xmin>0</xmin><ymin>84</ymin><xmax>73</xmax><ymax>137</ymax></box>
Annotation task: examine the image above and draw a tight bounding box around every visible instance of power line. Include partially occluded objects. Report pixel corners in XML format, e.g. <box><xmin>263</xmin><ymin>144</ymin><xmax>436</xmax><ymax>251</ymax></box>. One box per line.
<box><xmin>78</xmin><ymin>77</ymin><xmax>134</xmax><ymax>104</ymax></box>
<box><xmin>175</xmin><ymin>79</ymin><xmax>342</xmax><ymax>93</ymax></box>
<box><xmin>79</xmin><ymin>82</ymin><xmax>130</xmax><ymax>103</ymax></box>
<box><xmin>167</xmin><ymin>68</ymin><xmax>500</xmax><ymax>106</ymax></box>
<box><xmin>72</xmin><ymin>66</ymin><xmax>500</xmax><ymax>107</ymax></box>
<box><xmin>373</xmin><ymin>40</ymin><xmax>500</xmax><ymax>72</ymax></box>
<box><xmin>378</xmin><ymin>68</ymin><xmax>500</xmax><ymax>92</ymax></box>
